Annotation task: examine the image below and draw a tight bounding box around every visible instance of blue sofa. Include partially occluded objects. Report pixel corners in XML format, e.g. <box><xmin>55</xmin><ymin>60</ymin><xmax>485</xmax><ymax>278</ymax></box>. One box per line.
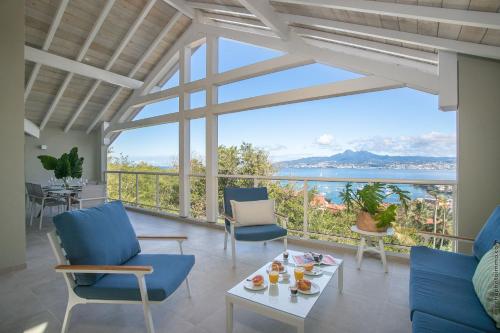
<box><xmin>410</xmin><ymin>206</ymin><xmax>500</xmax><ymax>333</ymax></box>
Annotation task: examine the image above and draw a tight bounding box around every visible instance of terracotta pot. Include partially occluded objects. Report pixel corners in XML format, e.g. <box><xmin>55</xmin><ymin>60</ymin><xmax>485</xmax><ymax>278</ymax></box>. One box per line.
<box><xmin>356</xmin><ymin>211</ymin><xmax>388</xmax><ymax>232</ymax></box>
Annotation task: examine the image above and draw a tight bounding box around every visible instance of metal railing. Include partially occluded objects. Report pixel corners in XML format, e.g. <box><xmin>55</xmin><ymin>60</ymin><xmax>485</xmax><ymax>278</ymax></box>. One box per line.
<box><xmin>105</xmin><ymin>170</ymin><xmax>457</xmax><ymax>252</ymax></box>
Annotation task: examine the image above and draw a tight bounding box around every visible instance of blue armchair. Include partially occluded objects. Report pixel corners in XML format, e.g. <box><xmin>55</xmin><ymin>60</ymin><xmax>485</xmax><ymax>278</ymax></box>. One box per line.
<box><xmin>48</xmin><ymin>201</ymin><xmax>194</xmax><ymax>333</ymax></box>
<box><xmin>223</xmin><ymin>187</ymin><xmax>288</xmax><ymax>267</ymax></box>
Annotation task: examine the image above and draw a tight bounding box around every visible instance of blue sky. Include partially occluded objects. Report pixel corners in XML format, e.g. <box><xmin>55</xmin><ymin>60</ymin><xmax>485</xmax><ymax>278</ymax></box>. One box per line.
<box><xmin>111</xmin><ymin>38</ymin><xmax>456</xmax><ymax>166</ymax></box>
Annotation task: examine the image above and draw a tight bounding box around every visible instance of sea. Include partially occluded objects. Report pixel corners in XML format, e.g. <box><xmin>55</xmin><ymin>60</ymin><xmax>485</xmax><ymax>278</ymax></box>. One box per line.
<box><xmin>275</xmin><ymin>167</ymin><xmax>457</xmax><ymax>203</ymax></box>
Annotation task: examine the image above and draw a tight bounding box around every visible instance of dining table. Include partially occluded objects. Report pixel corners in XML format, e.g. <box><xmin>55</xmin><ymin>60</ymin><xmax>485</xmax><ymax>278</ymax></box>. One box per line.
<box><xmin>44</xmin><ymin>186</ymin><xmax>82</xmax><ymax>211</ymax></box>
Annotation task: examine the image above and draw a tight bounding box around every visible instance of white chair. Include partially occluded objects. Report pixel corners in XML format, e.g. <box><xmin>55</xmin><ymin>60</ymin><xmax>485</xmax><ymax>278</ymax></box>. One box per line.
<box><xmin>71</xmin><ymin>184</ymin><xmax>107</xmax><ymax>209</ymax></box>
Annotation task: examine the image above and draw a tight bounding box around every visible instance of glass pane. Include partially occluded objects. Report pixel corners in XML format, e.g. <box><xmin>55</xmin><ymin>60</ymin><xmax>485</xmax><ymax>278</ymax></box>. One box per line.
<box><xmin>190</xmin><ymin>90</ymin><xmax>206</xmax><ymax>109</ymax></box>
<box><xmin>161</xmin><ymin>69</ymin><xmax>179</xmax><ymax>90</ymax></box>
<box><xmin>191</xmin><ymin>118</ymin><xmax>206</xmax><ymax>173</ymax></box>
<box><xmin>191</xmin><ymin>43</ymin><xmax>206</xmax><ymax>82</ymax></box>
<box><xmin>190</xmin><ymin>176</ymin><xmax>206</xmax><ymax>220</ymax></box>
<box><xmin>159</xmin><ymin>174</ymin><xmax>179</xmax><ymax>214</ymax></box>
<box><xmin>218</xmin><ymin>37</ymin><xmax>284</xmax><ymax>72</ymax></box>
<box><xmin>133</xmin><ymin>97</ymin><xmax>179</xmax><ymax>120</ymax></box>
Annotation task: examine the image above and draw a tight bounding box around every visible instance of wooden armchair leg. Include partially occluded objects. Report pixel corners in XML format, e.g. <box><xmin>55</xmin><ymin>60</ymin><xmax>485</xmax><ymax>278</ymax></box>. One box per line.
<box><xmin>185</xmin><ymin>277</ymin><xmax>191</xmax><ymax>298</ymax></box>
<box><xmin>231</xmin><ymin>237</ymin><xmax>236</xmax><ymax>269</ymax></box>
<box><xmin>61</xmin><ymin>295</ymin><xmax>79</xmax><ymax>333</ymax></box>
<box><xmin>224</xmin><ymin>231</ymin><xmax>228</xmax><ymax>250</ymax></box>
<box><xmin>39</xmin><ymin>199</ymin><xmax>45</xmax><ymax>230</ymax></box>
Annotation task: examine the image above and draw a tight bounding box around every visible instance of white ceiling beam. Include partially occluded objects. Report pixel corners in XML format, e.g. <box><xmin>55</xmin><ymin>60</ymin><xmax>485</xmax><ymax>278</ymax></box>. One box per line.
<box><xmin>273</xmin><ymin>0</ymin><xmax>500</xmax><ymax>31</ymax></box>
<box><xmin>203</xmin><ymin>12</ymin><xmax>269</xmax><ymax>30</ymax></box>
<box><xmin>161</xmin><ymin>0</ymin><xmax>194</xmax><ymax>18</ymax></box>
<box><xmin>25</xmin><ymin>46</ymin><xmax>143</xmax><ymax>89</ymax></box>
<box><xmin>238</xmin><ymin>0</ymin><xmax>290</xmax><ymax>40</ymax></box>
<box><xmin>129</xmin><ymin>54</ymin><xmax>313</xmax><ymax>107</ymax></box>
<box><xmin>188</xmin><ymin>1</ymin><xmax>255</xmax><ymax>17</ymax></box>
<box><xmin>294</xmin><ymin>27</ymin><xmax>437</xmax><ymax>64</ymax></box>
<box><xmin>71</xmin><ymin>10</ymin><xmax>183</xmax><ymax>134</ymax></box>
<box><xmin>197</xmin><ymin>22</ymin><xmax>438</xmax><ymax>93</ymax></box>
<box><xmin>38</xmin><ymin>0</ymin><xmax>116</xmax><ymax>130</ymax></box>
<box><xmin>438</xmin><ymin>51</ymin><xmax>458</xmax><ymax>112</ymax></box>
<box><xmin>282</xmin><ymin>13</ymin><xmax>500</xmax><ymax>60</ymax></box>
<box><xmin>25</xmin><ymin>0</ymin><xmax>70</xmax><ymax>101</ymax></box>
<box><xmin>24</xmin><ymin>119</ymin><xmax>40</xmax><ymax>138</ymax></box>
<box><xmin>105</xmin><ymin>75</ymin><xmax>402</xmax><ymax>136</ymax></box>
<box><xmin>63</xmin><ymin>0</ymin><xmax>156</xmax><ymax>133</ymax></box>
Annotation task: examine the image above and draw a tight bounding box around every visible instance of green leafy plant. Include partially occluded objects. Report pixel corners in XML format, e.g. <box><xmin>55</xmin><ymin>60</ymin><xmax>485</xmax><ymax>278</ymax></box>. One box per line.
<box><xmin>339</xmin><ymin>183</ymin><xmax>411</xmax><ymax>229</ymax></box>
<box><xmin>38</xmin><ymin>147</ymin><xmax>84</xmax><ymax>180</ymax></box>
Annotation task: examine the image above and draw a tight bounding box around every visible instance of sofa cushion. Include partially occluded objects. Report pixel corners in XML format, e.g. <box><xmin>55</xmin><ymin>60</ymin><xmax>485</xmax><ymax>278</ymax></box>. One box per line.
<box><xmin>412</xmin><ymin>311</ymin><xmax>486</xmax><ymax>333</ymax></box>
<box><xmin>473</xmin><ymin>243</ymin><xmax>500</xmax><ymax>328</ymax></box>
<box><xmin>234</xmin><ymin>224</ymin><xmax>287</xmax><ymax>241</ymax></box>
<box><xmin>53</xmin><ymin>200</ymin><xmax>140</xmax><ymax>286</ymax></box>
<box><xmin>474</xmin><ymin>206</ymin><xmax>500</xmax><ymax>261</ymax></box>
<box><xmin>410</xmin><ymin>269</ymin><xmax>498</xmax><ymax>332</ymax></box>
<box><xmin>74</xmin><ymin>254</ymin><xmax>195</xmax><ymax>301</ymax></box>
<box><xmin>410</xmin><ymin>246</ymin><xmax>478</xmax><ymax>281</ymax></box>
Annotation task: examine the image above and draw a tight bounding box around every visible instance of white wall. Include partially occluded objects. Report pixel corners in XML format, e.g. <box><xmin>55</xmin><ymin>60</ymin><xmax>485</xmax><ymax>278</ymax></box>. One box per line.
<box><xmin>0</xmin><ymin>0</ymin><xmax>26</xmax><ymax>271</ymax></box>
<box><xmin>25</xmin><ymin>127</ymin><xmax>100</xmax><ymax>184</ymax></box>
<box><xmin>457</xmin><ymin>54</ymin><xmax>500</xmax><ymax>252</ymax></box>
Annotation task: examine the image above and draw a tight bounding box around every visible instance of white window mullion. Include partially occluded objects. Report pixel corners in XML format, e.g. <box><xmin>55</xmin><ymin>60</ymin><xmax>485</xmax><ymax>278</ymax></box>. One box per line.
<box><xmin>179</xmin><ymin>46</ymin><xmax>191</xmax><ymax>218</ymax></box>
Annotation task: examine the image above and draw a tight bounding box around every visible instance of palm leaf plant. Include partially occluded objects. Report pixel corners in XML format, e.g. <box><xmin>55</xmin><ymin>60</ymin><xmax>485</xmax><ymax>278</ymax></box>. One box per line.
<box><xmin>38</xmin><ymin>147</ymin><xmax>84</xmax><ymax>187</ymax></box>
<box><xmin>340</xmin><ymin>182</ymin><xmax>411</xmax><ymax>230</ymax></box>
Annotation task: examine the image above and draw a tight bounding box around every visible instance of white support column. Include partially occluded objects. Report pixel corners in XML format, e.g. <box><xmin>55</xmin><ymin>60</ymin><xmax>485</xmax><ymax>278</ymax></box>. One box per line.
<box><xmin>179</xmin><ymin>46</ymin><xmax>191</xmax><ymax>217</ymax></box>
<box><xmin>99</xmin><ymin>122</ymin><xmax>110</xmax><ymax>184</ymax></box>
<box><xmin>438</xmin><ymin>51</ymin><xmax>458</xmax><ymax>111</ymax></box>
<box><xmin>205</xmin><ymin>34</ymin><xmax>219</xmax><ymax>223</ymax></box>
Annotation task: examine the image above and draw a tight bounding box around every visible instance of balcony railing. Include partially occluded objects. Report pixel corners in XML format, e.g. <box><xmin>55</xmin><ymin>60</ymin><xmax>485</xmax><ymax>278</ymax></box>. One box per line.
<box><xmin>105</xmin><ymin>170</ymin><xmax>457</xmax><ymax>253</ymax></box>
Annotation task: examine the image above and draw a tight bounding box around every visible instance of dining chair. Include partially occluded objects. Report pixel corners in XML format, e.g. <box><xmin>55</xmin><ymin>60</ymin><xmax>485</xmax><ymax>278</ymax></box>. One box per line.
<box><xmin>223</xmin><ymin>187</ymin><xmax>288</xmax><ymax>267</ymax></box>
<box><xmin>71</xmin><ymin>184</ymin><xmax>107</xmax><ymax>209</ymax></box>
<box><xmin>26</xmin><ymin>182</ymin><xmax>66</xmax><ymax>230</ymax></box>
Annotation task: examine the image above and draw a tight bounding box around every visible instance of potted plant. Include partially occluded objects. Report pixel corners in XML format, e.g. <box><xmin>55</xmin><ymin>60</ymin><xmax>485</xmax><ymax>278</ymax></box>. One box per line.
<box><xmin>38</xmin><ymin>147</ymin><xmax>84</xmax><ymax>188</ymax></box>
<box><xmin>340</xmin><ymin>182</ymin><xmax>410</xmax><ymax>232</ymax></box>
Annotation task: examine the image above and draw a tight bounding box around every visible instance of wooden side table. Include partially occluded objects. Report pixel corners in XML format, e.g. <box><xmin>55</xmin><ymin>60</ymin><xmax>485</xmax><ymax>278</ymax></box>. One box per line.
<box><xmin>350</xmin><ymin>225</ymin><xmax>394</xmax><ymax>273</ymax></box>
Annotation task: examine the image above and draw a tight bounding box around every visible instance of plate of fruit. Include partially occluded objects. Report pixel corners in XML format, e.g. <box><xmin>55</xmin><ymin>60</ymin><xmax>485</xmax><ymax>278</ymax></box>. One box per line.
<box><xmin>244</xmin><ymin>274</ymin><xmax>268</xmax><ymax>291</ymax></box>
<box><xmin>303</xmin><ymin>263</ymin><xmax>322</xmax><ymax>276</ymax></box>
<box><xmin>266</xmin><ymin>260</ymin><xmax>287</xmax><ymax>274</ymax></box>
<box><xmin>296</xmin><ymin>279</ymin><xmax>320</xmax><ymax>295</ymax></box>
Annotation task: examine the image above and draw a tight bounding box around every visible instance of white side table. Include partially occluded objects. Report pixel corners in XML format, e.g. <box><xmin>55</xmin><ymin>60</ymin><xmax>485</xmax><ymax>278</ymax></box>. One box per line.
<box><xmin>351</xmin><ymin>225</ymin><xmax>394</xmax><ymax>273</ymax></box>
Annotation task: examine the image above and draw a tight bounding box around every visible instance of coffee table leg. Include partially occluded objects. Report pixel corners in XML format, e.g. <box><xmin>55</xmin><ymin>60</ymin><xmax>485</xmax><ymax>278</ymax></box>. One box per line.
<box><xmin>297</xmin><ymin>321</ymin><xmax>305</xmax><ymax>333</ymax></box>
<box><xmin>338</xmin><ymin>261</ymin><xmax>343</xmax><ymax>293</ymax></box>
<box><xmin>226</xmin><ymin>296</ymin><xmax>233</xmax><ymax>333</ymax></box>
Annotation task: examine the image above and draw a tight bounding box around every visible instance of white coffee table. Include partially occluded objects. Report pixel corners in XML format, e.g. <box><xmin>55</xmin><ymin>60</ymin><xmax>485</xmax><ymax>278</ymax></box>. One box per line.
<box><xmin>226</xmin><ymin>250</ymin><xmax>343</xmax><ymax>333</ymax></box>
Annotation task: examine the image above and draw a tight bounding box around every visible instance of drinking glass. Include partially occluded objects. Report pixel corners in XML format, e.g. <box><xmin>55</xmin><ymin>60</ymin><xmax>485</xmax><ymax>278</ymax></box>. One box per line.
<box><xmin>294</xmin><ymin>267</ymin><xmax>304</xmax><ymax>281</ymax></box>
<box><xmin>269</xmin><ymin>270</ymin><xmax>279</xmax><ymax>284</ymax></box>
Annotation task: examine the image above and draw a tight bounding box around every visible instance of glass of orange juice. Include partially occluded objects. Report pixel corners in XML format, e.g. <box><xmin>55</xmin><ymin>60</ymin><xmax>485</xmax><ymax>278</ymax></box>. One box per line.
<box><xmin>294</xmin><ymin>267</ymin><xmax>304</xmax><ymax>281</ymax></box>
<box><xmin>269</xmin><ymin>270</ymin><xmax>279</xmax><ymax>284</ymax></box>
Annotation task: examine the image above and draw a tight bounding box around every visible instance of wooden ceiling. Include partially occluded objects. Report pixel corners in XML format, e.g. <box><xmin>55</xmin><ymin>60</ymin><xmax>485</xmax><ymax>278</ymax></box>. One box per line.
<box><xmin>25</xmin><ymin>0</ymin><xmax>191</xmax><ymax>131</ymax></box>
<box><xmin>25</xmin><ymin>0</ymin><xmax>500</xmax><ymax>133</ymax></box>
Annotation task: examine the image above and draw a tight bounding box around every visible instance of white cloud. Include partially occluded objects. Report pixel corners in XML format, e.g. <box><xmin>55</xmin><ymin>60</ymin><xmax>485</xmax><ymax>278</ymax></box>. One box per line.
<box><xmin>315</xmin><ymin>134</ymin><xmax>334</xmax><ymax>146</ymax></box>
<box><xmin>350</xmin><ymin>132</ymin><xmax>456</xmax><ymax>157</ymax></box>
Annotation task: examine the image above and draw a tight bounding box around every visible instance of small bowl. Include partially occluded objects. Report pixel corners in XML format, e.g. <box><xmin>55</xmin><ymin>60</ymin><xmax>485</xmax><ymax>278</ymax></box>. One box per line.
<box><xmin>289</xmin><ymin>286</ymin><xmax>298</xmax><ymax>295</ymax></box>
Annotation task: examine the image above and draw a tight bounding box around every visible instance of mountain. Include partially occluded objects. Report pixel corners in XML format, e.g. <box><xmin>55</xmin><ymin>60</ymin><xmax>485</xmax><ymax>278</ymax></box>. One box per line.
<box><xmin>275</xmin><ymin>150</ymin><xmax>456</xmax><ymax>169</ymax></box>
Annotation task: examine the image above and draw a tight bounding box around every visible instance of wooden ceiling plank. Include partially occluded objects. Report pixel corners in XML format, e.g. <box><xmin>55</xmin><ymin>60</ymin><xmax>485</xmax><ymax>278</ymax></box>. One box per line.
<box><xmin>65</xmin><ymin>0</ymin><xmax>157</xmax><ymax>132</ymax></box>
<box><xmin>272</xmin><ymin>0</ymin><xmax>500</xmax><ymax>30</ymax></box>
<box><xmin>38</xmin><ymin>0</ymin><xmax>117</xmax><ymax>130</ymax></box>
<box><xmin>25</xmin><ymin>0</ymin><xmax>70</xmax><ymax>102</ymax></box>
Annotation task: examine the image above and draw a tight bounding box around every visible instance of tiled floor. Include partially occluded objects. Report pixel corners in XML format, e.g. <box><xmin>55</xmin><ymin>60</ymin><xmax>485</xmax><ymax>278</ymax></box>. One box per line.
<box><xmin>0</xmin><ymin>210</ymin><xmax>412</xmax><ymax>333</ymax></box>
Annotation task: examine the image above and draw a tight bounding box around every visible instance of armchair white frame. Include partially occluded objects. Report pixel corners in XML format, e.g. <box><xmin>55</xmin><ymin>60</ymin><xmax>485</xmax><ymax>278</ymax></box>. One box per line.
<box><xmin>223</xmin><ymin>212</ymin><xmax>288</xmax><ymax>268</ymax></box>
<box><xmin>47</xmin><ymin>231</ymin><xmax>191</xmax><ymax>333</ymax></box>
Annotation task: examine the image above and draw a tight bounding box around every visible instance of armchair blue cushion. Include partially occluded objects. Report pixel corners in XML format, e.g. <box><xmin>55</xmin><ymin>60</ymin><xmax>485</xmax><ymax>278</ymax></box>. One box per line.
<box><xmin>74</xmin><ymin>254</ymin><xmax>195</xmax><ymax>301</ymax></box>
<box><xmin>223</xmin><ymin>187</ymin><xmax>287</xmax><ymax>240</ymax></box>
<box><xmin>53</xmin><ymin>200</ymin><xmax>141</xmax><ymax>286</ymax></box>
<box><xmin>474</xmin><ymin>206</ymin><xmax>500</xmax><ymax>261</ymax></box>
